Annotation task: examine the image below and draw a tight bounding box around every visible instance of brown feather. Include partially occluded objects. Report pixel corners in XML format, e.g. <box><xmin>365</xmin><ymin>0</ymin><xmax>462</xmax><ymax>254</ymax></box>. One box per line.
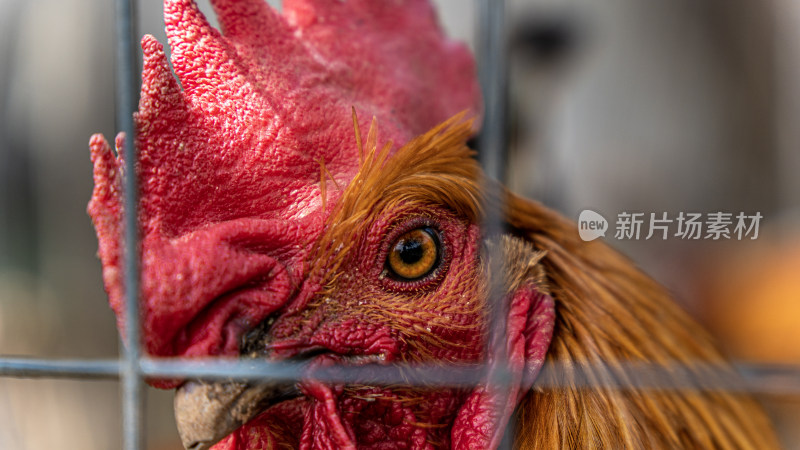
<box><xmin>503</xmin><ymin>192</ymin><xmax>780</xmax><ymax>449</ymax></box>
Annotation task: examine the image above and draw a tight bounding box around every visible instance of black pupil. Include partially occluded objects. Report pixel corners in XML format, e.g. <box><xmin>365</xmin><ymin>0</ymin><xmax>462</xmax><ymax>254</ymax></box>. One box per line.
<box><xmin>398</xmin><ymin>239</ymin><xmax>424</xmax><ymax>264</ymax></box>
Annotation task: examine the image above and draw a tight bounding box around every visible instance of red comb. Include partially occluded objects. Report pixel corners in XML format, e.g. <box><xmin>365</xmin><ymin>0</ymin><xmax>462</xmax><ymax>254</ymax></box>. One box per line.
<box><xmin>89</xmin><ymin>0</ymin><xmax>480</xmax><ymax>362</ymax></box>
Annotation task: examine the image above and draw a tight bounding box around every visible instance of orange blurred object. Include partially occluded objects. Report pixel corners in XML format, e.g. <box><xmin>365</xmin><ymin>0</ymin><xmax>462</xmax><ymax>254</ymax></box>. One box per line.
<box><xmin>700</xmin><ymin>236</ymin><xmax>800</xmax><ymax>363</ymax></box>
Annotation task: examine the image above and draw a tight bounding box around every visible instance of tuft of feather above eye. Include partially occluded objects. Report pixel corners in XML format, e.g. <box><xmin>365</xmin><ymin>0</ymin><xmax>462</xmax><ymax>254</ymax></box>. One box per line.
<box><xmin>311</xmin><ymin>111</ymin><xmax>483</xmax><ymax>277</ymax></box>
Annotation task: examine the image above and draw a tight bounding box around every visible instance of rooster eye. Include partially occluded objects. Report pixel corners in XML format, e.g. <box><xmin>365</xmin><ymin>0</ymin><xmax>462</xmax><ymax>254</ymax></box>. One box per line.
<box><xmin>387</xmin><ymin>227</ymin><xmax>441</xmax><ymax>280</ymax></box>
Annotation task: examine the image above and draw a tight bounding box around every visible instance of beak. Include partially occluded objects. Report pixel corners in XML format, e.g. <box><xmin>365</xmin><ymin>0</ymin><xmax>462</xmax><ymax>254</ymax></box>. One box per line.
<box><xmin>174</xmin><ymin>380</ymin><xmax>300</xmax><ymax>450</ymax></box>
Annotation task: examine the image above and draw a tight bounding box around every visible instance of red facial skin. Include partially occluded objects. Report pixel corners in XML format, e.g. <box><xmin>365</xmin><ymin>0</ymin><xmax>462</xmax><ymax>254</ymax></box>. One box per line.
<box><xmin>218</xmin><ymin>207</ymin><xmax>483</xmax><ymax>449</ymax></box>
<box><xmin>203</xmin><ymin>206</ymin><xmax>554</xmax><ymax>449</ymax></box>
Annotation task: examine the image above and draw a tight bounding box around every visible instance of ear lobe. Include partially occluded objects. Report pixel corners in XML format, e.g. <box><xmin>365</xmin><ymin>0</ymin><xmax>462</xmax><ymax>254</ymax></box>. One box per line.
<box><xmin>511</xmin><ymin>282</ymin><xmax>556</xmax><ymax>392</ymax></box>
<box><xmin>452</xmin><ymin>236</ymin><xmax>555</xmax><ymax>449</ymax></box>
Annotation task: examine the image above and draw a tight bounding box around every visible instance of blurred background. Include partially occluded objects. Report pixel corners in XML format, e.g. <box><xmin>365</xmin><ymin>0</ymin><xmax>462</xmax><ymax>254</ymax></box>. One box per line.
<box><xmin>0</xmin><ymin>0</ymin><xmax>797</xmax><ymax>448</ymax></box>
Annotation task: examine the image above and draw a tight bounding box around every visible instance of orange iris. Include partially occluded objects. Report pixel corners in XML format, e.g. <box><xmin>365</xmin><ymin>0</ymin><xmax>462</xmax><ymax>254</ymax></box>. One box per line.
<box><xmin>387</xmin><ymin>228</ymin><xmax>440</xmax><ymax>280</ymax></box>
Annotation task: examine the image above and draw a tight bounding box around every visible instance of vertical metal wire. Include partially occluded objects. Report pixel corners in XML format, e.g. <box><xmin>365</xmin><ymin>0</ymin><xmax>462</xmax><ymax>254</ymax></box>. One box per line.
<box><xmin>476</xmin><ymin>0</ymin><xmax>513</xmax><ymax>448</ymax></box>
<box><xmin>477</xmin><ymin>0</ymin><xmax>509</xmax><ymax>184</ymax></box>
<box><xmin>115</xmin><ymin>0</ymin><xmax>143</xmax><ymax>448</ymax></box>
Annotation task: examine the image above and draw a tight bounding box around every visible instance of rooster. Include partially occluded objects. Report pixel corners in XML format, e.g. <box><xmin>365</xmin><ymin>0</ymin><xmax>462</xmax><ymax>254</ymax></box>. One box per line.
<box><xmin>88</xmin><ymin>0</ymin><xmax>779</xmax><ymax>448</ymax></box>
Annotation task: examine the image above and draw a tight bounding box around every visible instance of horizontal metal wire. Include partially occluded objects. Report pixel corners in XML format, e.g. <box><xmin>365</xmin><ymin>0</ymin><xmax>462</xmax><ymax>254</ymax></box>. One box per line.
<box><xmin>0</xmin><ymin>358</ymin><xmax>121</xmax><ymax>379</ymax></box>
<box><xmin>2</xmin><ymin>357</ymin><xmax>799</xmax><ymax>396</ymax></box>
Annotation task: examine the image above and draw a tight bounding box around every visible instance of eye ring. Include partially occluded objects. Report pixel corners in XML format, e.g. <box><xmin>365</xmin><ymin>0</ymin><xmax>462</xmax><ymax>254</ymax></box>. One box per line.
<box><xmin>386</xmin><ymin>227</ymin><xmax>441</xmax><ymax>281</ymax></box>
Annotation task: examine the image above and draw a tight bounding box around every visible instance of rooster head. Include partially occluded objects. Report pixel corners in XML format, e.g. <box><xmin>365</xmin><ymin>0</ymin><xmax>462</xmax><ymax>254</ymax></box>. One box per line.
<box><xmin>89</xmin><ymin>0</ymin><xmax>555</xmax><ymax>448</ymax></box>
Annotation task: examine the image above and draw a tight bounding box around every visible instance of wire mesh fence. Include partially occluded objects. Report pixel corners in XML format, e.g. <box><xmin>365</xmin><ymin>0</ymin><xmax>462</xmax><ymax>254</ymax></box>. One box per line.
<box><xmin>0</xmin><ymin>0</ymin><xmax>799</xmax><ymax>449</ymax></box>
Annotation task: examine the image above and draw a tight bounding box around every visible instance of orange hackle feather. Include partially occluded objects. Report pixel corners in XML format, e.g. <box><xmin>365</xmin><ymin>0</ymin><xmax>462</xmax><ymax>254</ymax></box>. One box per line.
<box><xmin>504</xmin><ymin>192</ymin><xmax>779</xmax><ymax>448</ymax></box>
